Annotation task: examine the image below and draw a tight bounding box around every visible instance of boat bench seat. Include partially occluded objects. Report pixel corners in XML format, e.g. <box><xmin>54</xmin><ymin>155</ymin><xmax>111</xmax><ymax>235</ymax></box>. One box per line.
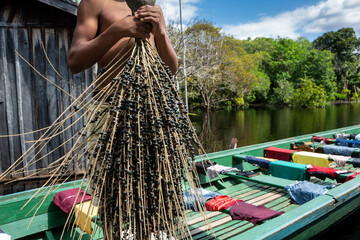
<box><xmin>222</xmin><ymin>172</ymin><xmax>295</xmax><ymax>189</ymax></box>
<box><xmin>232</xmin><ymin>154</ymin><xmax>265</xmax><ymax>171</ymax></box>
<box><xmin>0</xmin><ymin>180</ymin><xmax>95</xmax><ymax>240</ymax></box>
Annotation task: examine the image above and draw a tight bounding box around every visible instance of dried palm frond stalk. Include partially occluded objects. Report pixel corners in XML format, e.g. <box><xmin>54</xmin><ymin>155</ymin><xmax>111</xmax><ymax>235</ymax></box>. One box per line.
<box><xmin>81</xmin><ymin>38</ymin><xmax>210</xmax><ymax>239</ymax></box>
<box><xmin>0</xmin><ymin>11</ymin><xmax>216</xmax><ymax>240</ymax></box>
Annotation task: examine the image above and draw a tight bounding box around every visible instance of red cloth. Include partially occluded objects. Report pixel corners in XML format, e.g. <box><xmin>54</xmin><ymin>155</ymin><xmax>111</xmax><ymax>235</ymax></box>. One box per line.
<box><xmin>307</xmin><ymin>165</ymin><xmax>351</xmax><ymax>181</ymax></box>
<box><xmin>345</xmin><ymin>172</ymin><xmax>360</xmax><ymax>182</ymax></box>
<box><xmin>264</xmin><ymin>147</ymin><xmax>299</xmax><ymax>161</ymax></box>
<box><xmin>311</xmin><ymin>136</ymin><xmax>334</xmax><ymax>144</ymax></box>
<box><xmin>206</xmin><ymin>195</ymin><xmax>242</xmax><ymax>211</ymax></box>
<box><xmin>229</xmin><ymin>201</ymin><xmax>285</xmax><ymax>225</ymax></box>
<box><xmin>53</xmin><ymin>188</ymin><xmax>92</xmax><ymax>213</ymax></box>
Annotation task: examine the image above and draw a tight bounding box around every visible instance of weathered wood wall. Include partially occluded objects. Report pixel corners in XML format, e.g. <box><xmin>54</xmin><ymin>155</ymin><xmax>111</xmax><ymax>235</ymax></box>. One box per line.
<box><xmin>0</xmin><ymin>0</ymin><xmax>95</xmax><ymax>179</ymax></box>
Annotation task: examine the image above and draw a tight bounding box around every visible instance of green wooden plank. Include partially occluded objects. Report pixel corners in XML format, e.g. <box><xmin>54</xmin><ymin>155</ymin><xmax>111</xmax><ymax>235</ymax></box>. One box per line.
<box><xmin>215</xmin><ymin>200</ymin><xmax>301</xmax><ymax>240</ymax></box>
<box><xmin>224</xmin><ymin>173</ymin><xmax>295</xmax><ymax>189</ymax></box>
<box><xmin>187</xmin><ymin>183</ymin><xmax>268</xmax><ymax>220</ymax></box>
<box><xmin>228</xmin><ymin>194</ymin><xmax>335</xmax><ymax>240</ymax></box>
<box><xmin>1</xmin><ymin>210</ymin><xmax>68</xmax><ymax>239</ymax></box>
<box><xmin>193</xmin><ymin>194</ymin><xmax>297</xmax><ymax>240</ymax></box>
<box><xmin>0</xmin><ymin>180</ymin><xmax>86</xmax><ymax>225</ymax></box>
<box><xmin>284</xmin><ymin>192</ymin><xmax>360</xmax><ymax>240</ymax></box>
<box><xmin>326</xmin><ymin>175</ymin><xmax>360</xmax><ymax>202</ymax></box>
<box><xmin>44</xmin><ymin>230</ymin><xmax>56</xmax><ymax>240</ymax></box>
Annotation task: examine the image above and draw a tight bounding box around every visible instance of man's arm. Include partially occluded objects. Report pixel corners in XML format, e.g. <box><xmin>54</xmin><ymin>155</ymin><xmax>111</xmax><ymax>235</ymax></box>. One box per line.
<box><xmin>135</xmin><ymin>5</ymin><xmax>178</xmax><ymax>75</ymax></box>
<box><xmin>68</xmin><ymin>0</ymin><xmax>152</xmax><ymax>73</ymax></box>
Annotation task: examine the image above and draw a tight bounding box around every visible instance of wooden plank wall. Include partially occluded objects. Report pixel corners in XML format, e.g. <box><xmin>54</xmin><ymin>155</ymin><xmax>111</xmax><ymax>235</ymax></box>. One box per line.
<box><xmin>0</xmin><ymin>0</ymin><xmax>95</xmax><ymax>181</ymax></box>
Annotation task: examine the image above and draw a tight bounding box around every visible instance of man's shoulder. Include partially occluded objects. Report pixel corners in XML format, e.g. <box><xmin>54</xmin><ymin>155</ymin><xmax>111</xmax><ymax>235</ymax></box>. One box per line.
<box><xmin>79</xmin><ymin>0</ymin><xmax>107</xmax><ymax>12</ymax></box>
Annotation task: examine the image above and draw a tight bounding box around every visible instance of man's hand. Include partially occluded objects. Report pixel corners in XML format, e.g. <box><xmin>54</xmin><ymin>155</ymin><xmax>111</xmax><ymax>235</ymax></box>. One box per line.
<box><xmin>134</xmin><ymin>5</ymin><xmax>166</xmax><ymax>38</ymax></box>
<box><xmin>111</xmin><ymin>15</ymin><xmax>152</xmax><ymax>39</ymax></box>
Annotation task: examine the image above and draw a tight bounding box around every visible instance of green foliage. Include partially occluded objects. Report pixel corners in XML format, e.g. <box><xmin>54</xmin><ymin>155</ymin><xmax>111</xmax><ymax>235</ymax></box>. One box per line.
<box><xmin>334</xmin><ymin>93</ymin><xmax>347</xmax><ymax>101</ymax></box>
<box><xmin>225</xmin><ymin>100</ymin><xmax>232</xmax><ymax>110</ymax></box>
<box><xmin>313</xmin><ymin>28</ymin><xmax>360</xmax><ymax>92</ymax></box>
<box><xmin>235</xmin><ymin>96</ymin><xmax>245</xmax><ymax>107</ymax></box>
<box><xmin>335</xmin><ymin>89</ymin><xmax>351</xmax><ymax>101</ymax></box>
<box><xmin>165</xmin><ymin>19</ymin><xmax>360</xmax><ymax>109</ymax></box>
<box><xmin>290</xmin><ymin>77</ymin><xmax>327</xmax><ymax>108</ymax></box>
<box><xmin>351</xmin><ymin>92</ymin><xmax>360</xmax><ymax>101</ymax></box>
<box><xmin>178</xmin><ymin>19</ymin><xmax>263</xmax><ymax>110</ymax></box>
<box><xmin>269</xmin><ymin>79</ymin><xmax>294</xmax><ymax>105</ymax></box>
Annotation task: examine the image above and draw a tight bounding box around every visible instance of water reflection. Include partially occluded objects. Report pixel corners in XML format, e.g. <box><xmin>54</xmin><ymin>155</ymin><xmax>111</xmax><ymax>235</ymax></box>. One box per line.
<box><xmin>190</xmin><ymin>103</ymin><xmax>360</xmax><ymax>153</ymax></box>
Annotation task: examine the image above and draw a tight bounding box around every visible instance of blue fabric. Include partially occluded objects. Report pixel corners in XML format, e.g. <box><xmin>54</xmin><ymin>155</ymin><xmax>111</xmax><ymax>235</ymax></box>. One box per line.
<box><xmin>336</xmin><ymin>139</ymin><xmax>360</xmax><ymax>148</ymax></box>
<box><xmin>245</xmin><ymin>156</ymin><xmax>271</xmax><ymax>171</ymax></box>
<box><xmin>323</xmin><ymin>145</ymin><xmax>357</xmax><ymax>156</ymax></box>
<box><xmin>285</xmin><ymin>181</ymin><xmax>335</xmax><ymax>205</ymax></box>
<box><xmin>183</xmin><ymin>188</ymin><xmax>220</xmax><ymax>211</ymax></box>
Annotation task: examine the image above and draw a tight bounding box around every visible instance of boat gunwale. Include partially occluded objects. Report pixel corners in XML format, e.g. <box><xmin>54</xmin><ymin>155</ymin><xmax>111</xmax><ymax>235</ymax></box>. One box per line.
<box><xmin>2</xmin><ymin>124</ymin><xmax>360</xmax><ymax>239</ymax></box>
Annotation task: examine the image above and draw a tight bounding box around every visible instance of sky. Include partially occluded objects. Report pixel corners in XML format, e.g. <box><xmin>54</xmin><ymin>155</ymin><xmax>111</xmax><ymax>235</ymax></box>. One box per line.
<box><xmin>157</xmin><ymin>0</ymin><xmax>360</xmax><ymax>41</ymax></box>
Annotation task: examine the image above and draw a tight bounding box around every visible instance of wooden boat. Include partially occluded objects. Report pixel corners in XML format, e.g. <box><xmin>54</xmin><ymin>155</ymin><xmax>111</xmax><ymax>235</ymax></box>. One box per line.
<box><xmin>2</xmin><ymin>124</ymin><xmax>360</xmax><ymax>240</ymax></box>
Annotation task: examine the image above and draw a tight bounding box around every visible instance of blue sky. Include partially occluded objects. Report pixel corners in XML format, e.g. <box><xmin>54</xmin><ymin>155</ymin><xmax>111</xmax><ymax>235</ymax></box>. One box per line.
<box><xmin>157</xmin><ymin>0</ymin><xmax>360</xmax><ymax>41</ymax></box>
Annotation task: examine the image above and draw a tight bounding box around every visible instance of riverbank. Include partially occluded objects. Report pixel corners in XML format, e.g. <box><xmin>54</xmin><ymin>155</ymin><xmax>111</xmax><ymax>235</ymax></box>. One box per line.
<box><xmin>247</xmin><ymin>100</ymin><xmax>360</xmax><ymax>108</ymax></box>
<box><xmin>190</xmin><ymin>102</ymin><xmax>360</xmax><ymax>153</ymax></box>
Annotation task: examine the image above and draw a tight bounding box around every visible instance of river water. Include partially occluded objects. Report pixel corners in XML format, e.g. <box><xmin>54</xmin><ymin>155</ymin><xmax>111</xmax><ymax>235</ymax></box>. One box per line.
<box><xmin>190</xmin><ymin>102</ymin><xmax>360</xmax><ymax>153</ymax></box>
<box><xmin>190</xmin><ymin>102</ymin><xmax>360</xmax><ymax>239</ymax></box>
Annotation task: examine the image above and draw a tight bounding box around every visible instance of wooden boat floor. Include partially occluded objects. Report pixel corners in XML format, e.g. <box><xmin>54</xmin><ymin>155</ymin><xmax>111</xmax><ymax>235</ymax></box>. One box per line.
<box><xmin>185</xmin><ymin>178</ymin><xmax>297</xmax><ymax>240</ymax></box>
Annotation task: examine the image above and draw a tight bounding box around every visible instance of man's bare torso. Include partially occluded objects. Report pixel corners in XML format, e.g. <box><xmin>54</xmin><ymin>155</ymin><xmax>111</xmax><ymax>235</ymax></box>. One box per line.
<box><xmin>96</xmin><ymin>0</ymin><xmax>154</xmax><ymax>69</ymax></box>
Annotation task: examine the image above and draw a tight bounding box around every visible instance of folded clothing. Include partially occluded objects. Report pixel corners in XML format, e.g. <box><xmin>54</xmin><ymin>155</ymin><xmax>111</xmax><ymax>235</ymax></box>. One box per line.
<box><xmin>336</xmin><ymin>139</ymin><xmax>360</xmax><ymax>148</ymax></box>
<box><xmin>306</xmin><ymin>165</ymin><xmax>350</xmax><ymax>181</ymax></box>
<box><xmin>312</xmin><ymin>136</ymin><xmax>335</xmax><ymax>144</ymax></box>
<box><xmin>329</xmin><ymin>154</ymin><xmax>351</xmax><ymax>167</ymax></box>
<box><xmin>74</xmin><ymin>201</ymin><xmax>98</xmax><ymax>234</ymax></box>
<box><xmin>270</xmin><ymin>161</ymin><xmax>309</xmax><ymax>181</ymax></box>
<box><xmin>0</xmin><ymin>233</ymin><xmax>11</xmax><ymax>240</ymax></box>
<box><xmin>245</xmin><ymin>156</ymin><xmax>271</xmax><ymax>171</ymax></box>
<box><xmin>206</xmin><ymin>195</ymin><xmax>242</xmax><ymax>211</ymax></box>
<box><xmin>229</xmin><ymin>201</ymin><xmax>285</xmax><ymax>225</ymax></box>
<box><xmin>264</xmin><ymin>147</ymin><xmax>299</xmax><ymax>162</ymax></box>
<box><xmin>353</xmin><ymin>158</ymin><xmax>360</xmax><ymax>168</ymax></box>
<box><xmin>292</xmin><ymin>152</ymin><xmax>329</xmax><ymax>168</ymax></box>
<box><xmin>346</xmin><ymin>172</ymin><xmax>360</xmax><ymax>182</ymax></box>
<box><xmin>285</xmin><ymin>181</ymin><xmax>335</xmax><ymax>205</ymax></box>
<box><xmin>53</xmin><ymin>188</ymin><xmax>92</xmax><ymax>214</ymax></box>
<box><xmin>349</xmin><ymin>134</ymin><xmax>358</xmax><ymax>140</ymax></box>
<box><xmin>323</xmin><ymin>145</ymin><xmax>358</xmax><ymax>157</ymax></box>
<box><xmin>291</xmin><ymin>142</ymin><xmax>313</xmax><ymax>151</ymax></box>
<box><xmin>195</xmin><ymin>160</ymin><xmax>214</xmax><ymax>175</ymax></box>
<box><xmin>334</xmin><ymin>133</ymin><xmax>350</xmax><ymax>139</ymax></box>
<box><xmin>237</xmin><ymin>171</ymin><xmax>261</xmax><ymax>177</ymax></box>
<box><xmin>291</xmin><ymin>142</ymin><xmax>323</xmax><ymax>151</ymax></box>
<box><xmin>183</xmin><ymin>188</ymin><xmax>221</xmax><ymax>211</ymax></box>
<box><xmin>207</xmin><ymin>164</ymin><xmax>240</xmax><ymax>179</ymax></box>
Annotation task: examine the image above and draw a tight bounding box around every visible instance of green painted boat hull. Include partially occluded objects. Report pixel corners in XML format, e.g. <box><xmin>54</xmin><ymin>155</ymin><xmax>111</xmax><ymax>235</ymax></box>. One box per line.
<box><xmin>2</xmin><ymin>124</ymin><xmax>360</xmax><ymax>239</ymax></box>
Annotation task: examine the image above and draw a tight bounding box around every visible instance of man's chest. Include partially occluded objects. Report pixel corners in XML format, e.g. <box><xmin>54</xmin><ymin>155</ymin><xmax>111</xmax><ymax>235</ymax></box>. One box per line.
<box><xmin>99</xmin><ymin>2</ymin><xmax>132</xmax><ymax>31</ymax></box>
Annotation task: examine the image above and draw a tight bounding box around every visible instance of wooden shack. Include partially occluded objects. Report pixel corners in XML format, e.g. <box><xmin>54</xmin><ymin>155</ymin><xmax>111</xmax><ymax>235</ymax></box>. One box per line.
<box><xmin>0</xmin><ymin>0</ymin><xmax>95</xmax><ymax>180</ymax></box>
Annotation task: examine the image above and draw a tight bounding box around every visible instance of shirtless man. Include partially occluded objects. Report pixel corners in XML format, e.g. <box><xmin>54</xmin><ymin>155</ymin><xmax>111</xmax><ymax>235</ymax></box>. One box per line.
<box><xmin>67</xmin><ymin>0</ymin><xmax>178</xmax><ymax>81</ymax></box>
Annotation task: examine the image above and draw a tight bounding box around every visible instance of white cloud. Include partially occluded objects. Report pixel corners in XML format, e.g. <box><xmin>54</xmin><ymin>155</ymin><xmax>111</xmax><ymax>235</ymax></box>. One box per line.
<box><xmin>222</xmin><ymin>0</ymin><xmax>360</xmax><ymax>40</ymax></box>
<box><xmin>157</xmin><ymin>0</ymin><xmax>200</xmax><ymax>23</ymax></box>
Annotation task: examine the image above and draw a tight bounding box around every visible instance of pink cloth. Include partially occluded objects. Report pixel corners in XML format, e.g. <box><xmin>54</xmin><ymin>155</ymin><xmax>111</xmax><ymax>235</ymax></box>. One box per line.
<box><xmin>265</xmin><ymin>147</ymin><xmax>299</xmax><ymax>162</ymax></box>
<box><xmin>53</xmin><ymin>188</ymin><xmax>92</xmax><ymax>213</ymax></box>
<box><xmin>312</xmin><ymin>136</ymin><xmax>334</xmax><ymax>144</ymax></box>
<box><xmin>229</xmin><ymin>201</ymin><xmax>285</xmax><ymax>225</ymax></box>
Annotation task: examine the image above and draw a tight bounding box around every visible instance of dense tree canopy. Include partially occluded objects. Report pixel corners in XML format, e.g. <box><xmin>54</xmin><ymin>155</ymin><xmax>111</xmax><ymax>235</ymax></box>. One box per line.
<box><xmin>167</xmin><ymin>21</ymin><xmax>360</xmax><ymax>110</ymax></box>
<box><xmin>313</xmin><ymin>28</ymin><xmax>360</xmax><ymax>95</ymax></box>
